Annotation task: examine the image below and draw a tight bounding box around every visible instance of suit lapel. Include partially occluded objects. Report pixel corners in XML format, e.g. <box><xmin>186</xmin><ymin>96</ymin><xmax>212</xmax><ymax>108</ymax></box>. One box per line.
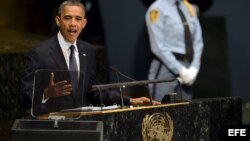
<box><xmin>77</xmin><ymin>41</ymin><xmax>87</xmax><ymax>73</ymax></box>
<box><xmin>48</xmin><ymin>36</ymin><xmax>70</xmax><ymax>93</ymax></box>
<box><xmin>49</xmin><ymin>36</ymin><xmax>68</xmax><ymax>70</ymax></box>
<box><xmin>74</xmin><ymin>41</ymin><xmax>87</xmax><ymax>106</ymax></box>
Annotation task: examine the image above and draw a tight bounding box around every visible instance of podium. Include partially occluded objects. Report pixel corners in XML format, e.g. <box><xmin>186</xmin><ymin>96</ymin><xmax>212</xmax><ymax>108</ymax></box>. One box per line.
<box><xmin>11</xmin><ymin>119</ymin><xmax>103</xmax><ymax>141</ymax></box>
<box><xmin>11</xmin><ymin>97</ymin><xmax>242</xmax><ymax>141</ymax></box>
<box><xmin>12</xmin><ymin>69</ymin><xmax>242</xmax><ymax>141</ymax></box>
<box><xmin>34</xmin><ymin>96</ymin><xmax>242</xmax><ymax>141</ymax></box>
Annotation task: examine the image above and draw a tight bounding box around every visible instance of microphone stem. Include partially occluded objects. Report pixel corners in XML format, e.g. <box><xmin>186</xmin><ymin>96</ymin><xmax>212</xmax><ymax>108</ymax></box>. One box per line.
<box><xmin>119</xmin><ymin>86</ymin><xmax>124</xmax><ymax>108</ymax></box>
<box><xmin>97</xmin><ymin>87</ymin><xmax>103</xmax><ymax>110</ymax></box>
<box><xmin>115</xmin><ymin>72</ymin><xmax>124</xmax><ymax>108</ymax></box>
<box><xmin>118</xmin><ymin>72</ymin><xmax>136</xmax><ymax>81</ymax></box>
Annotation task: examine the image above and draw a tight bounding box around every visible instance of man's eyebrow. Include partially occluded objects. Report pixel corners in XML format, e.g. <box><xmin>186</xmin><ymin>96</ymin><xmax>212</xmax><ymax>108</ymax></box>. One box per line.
<box><xmin>76</xmin><ymin>16</ymin><xmax>83</xmax><ymax>18</ymax></box>
<box><xmin>63</xmin><ymin>15</ymin><xmax>72</xmax><ymax>17</ymax></box>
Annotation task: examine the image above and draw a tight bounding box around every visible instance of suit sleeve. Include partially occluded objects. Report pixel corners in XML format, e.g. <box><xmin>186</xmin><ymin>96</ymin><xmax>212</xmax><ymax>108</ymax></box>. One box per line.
<box><xmin>19</xmin><ymin>50</ymin><xmax>42</xmax><ymax>109</ymax></box>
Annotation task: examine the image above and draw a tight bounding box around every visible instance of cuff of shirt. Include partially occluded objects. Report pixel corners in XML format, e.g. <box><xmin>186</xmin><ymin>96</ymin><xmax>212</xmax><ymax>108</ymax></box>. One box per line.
<box><xmin>42</xmin><ymin>93</ymin><xmax>49</xmax><ymax>103</ymax></box>
<box><xmin>123</xmin><ymin>95</ymin><xmax>131</xmax><ymax>106</ymax></box>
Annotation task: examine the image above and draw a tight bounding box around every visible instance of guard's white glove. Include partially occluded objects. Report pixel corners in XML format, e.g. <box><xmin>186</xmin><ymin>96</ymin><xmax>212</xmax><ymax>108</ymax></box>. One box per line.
<box><xmin>179</xmin><ymin>67</ymin><xmax>189</xmax><ymax>84</ymax></box>
<box><xmin>176</xmin><ymin>77</ymin><xmax>184</xmax><ymax>84</ymax></box>
<box><xmin>179</xmin><ymin>67</ymin><xmax>198</xmax><ymax>86</ymax></box>
<box><xmin>186</xmin><ymin>67</ymin><xmax>198</xmax><ymax>85</ymax></box>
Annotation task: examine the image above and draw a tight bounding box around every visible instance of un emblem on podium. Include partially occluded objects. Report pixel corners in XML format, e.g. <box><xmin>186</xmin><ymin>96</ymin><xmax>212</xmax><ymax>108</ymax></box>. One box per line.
<box><xmin>142</xmin><ymin>113</ymin><xmax>173</xmax><ymax>141</ymax></box>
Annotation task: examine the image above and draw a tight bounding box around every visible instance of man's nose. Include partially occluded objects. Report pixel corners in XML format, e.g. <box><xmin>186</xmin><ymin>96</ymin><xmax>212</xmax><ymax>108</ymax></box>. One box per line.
<box><xmin>69</xmin><ymin>19</ymin><xmax>77</xmax><ymax>26</ymax></box>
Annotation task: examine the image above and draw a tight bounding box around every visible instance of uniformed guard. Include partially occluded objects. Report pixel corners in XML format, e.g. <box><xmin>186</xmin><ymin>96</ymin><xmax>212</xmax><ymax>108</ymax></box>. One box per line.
<box><xmin>145</xmin><ymin>0</ymin><xmax>204</xmax><ymax>101</ymax></box>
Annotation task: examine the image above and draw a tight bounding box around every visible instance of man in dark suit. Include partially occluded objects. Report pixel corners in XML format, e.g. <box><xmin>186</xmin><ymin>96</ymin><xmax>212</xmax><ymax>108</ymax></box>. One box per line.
<box><xmin>19</xmin><ymin>0</ymin><xmax>154</xmax><ymax>116</ymax></box>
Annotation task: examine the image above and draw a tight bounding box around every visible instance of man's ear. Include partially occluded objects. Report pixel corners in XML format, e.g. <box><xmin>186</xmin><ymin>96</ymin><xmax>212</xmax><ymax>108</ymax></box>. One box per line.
<box><xmin>82</xmin><ymin>18</ymin><xmax>87</xmax><ymax>29</ymax></box>
<box><xmin>55</xmin><ymin>16</ymin><xmax>60</xmax><ymax>27</ymax></box>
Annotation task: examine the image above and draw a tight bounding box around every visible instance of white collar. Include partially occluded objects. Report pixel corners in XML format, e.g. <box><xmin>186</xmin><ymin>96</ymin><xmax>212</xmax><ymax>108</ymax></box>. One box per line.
<box><xmin>57</xmin><ymin>31</ymin><xmax>78</xmax><ymax>52</ymax></box>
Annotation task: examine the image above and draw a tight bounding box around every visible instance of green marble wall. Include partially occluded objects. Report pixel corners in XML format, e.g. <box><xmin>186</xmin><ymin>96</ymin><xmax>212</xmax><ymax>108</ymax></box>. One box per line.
<box><xmin>0</xmin><ymin>54</ymin><xmax>26</xmax><ymax>120</ymax></box>
<box><xmin>0</xmin><ymin>29</ymin><xmax>47</xmax><ymax>121</ymax></box>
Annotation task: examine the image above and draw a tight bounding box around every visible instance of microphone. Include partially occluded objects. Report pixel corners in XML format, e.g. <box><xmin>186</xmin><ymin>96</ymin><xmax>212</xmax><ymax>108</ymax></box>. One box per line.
<box><xmin>109</xmin><ymin>67</ymin><xmax>124</xmax><ymax>107</ymax></box>
<box><xmin>109</xmin><ymin>66</ymin><xmax>153</xmax><ymax>105</ymax></box>
<box><xmin>109</xmin><ymin>67</ymin><xmax>137</xmax><ymax>81</ymax></box>
<box><xmin>96</xmin><ymin>66</ymin><xmax>126</xmax><ymax>108</ymax></box>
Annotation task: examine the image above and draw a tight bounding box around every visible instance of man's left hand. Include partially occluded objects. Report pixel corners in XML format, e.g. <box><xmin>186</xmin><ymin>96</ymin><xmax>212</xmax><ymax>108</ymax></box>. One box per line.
<box><xmin>129</xmin><ymin>97</ymin><xmax>161</xmax><ymax>106</ymax></box>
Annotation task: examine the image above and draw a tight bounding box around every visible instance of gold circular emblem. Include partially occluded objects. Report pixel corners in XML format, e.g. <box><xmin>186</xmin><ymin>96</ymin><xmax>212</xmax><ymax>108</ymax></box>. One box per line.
<box><xmin>149</xmin><ymin>9</ymin><xmax>159</xmax><ymax>23</ymax></box>
<box><xmin>142</xmin><ymin>113</ymin><xmax>173</xmax><ymax>141</ymax></box>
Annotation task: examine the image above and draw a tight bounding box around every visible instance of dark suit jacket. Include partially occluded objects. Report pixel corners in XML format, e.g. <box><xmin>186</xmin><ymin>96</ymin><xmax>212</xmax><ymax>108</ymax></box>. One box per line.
<box><xmin>19</xmin><ymin>35</ymin><xmax>130</xmax><ymax>116</ymax></box>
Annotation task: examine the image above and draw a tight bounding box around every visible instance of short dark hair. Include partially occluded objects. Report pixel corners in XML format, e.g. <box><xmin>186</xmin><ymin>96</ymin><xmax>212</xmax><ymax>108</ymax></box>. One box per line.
<box><xmin>57</xmin><ymin>0</ymin><xmax>86</xmax><ymax>16</ymax></box>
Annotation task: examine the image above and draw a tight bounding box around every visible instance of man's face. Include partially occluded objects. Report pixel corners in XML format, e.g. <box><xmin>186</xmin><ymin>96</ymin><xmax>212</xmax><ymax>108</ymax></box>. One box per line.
<box><xmin>55</xmin><ymin>5</ymin><xmax>87</xmax><ymax>43</ymax></box>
